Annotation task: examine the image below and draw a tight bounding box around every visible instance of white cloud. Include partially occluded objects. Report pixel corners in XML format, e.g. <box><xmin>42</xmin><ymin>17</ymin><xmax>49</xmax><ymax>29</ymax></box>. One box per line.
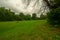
<box><xmin>0</xmin><ymin>0</ymin><xmax>24</xmax><ymax>13</ymax></box>
<box><xmin>0</xmin><ymin>0</ymin><xmax>49</xmax><ymax>15</ymax></box>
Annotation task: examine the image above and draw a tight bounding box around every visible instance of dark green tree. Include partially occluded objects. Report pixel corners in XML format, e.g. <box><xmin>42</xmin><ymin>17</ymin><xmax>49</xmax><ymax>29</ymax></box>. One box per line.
<box><xmin>25</xmin><ymin>14</ymin><xmax>31</xmax><ymax>20</ymax></box>
<box><xmin>19</xmin><ymin>12</ymin><xmax>25</xmax><ymax>20</ymax></box>
<box><xmin>40</xmin><ymin>14</ymin><xmax>47</xmax><ymax>20</ymax></box>
<box><xmin>45</xmin><ymin>0</ymin><xmax>60</xmax><ymax>27</ymax></box>
<box><xmin>32</xmin><ymin>13</ymin><xmax>37</xmax><ymax>20</ymax></box>
<box><xmin>47</xmin><ymin>7</ymin><xmax>60</xmax><ymax>26</ymax></box>
<box><xmin>0</xmin><ymin>7</ymin><xmax>15</xmax><ymax>21</ymax></box>
<box><xmin>43</xmin><ymin>0</ymin><xmax>60</xmax><ymax>9</ymax></box>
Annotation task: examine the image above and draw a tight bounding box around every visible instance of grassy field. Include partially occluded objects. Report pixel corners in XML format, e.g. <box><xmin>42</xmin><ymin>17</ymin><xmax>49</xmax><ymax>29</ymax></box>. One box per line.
<box><xmin>0</xmin><ymin>20</ymin><xmax>60</xmax><ymax>40</ymax></box>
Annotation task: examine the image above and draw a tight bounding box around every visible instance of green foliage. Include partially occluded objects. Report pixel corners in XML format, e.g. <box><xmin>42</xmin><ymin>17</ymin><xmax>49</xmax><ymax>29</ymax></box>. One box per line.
<box><xmin>54</xmin><ymin>0</ymin><xmax>60</xmax><ymax>5</ymax></box>
<box><xmin>0</xmin><ymin>7</ymin><xmax>15</xmax><ymax>21</ymax></box>
<box><xmin>50</xmin><ymin>0</ymin><xmax>60</xmax><ymax>8</ymax></box>
<box><xmin>19</xmin><ymin>12</ymin><xmax>25</xmax><ymax>20</ymax></box>
<box><xmin>53</xmin><ymin>0</ymin><xmax>60</xmax><ymax>8</ymax></box>
<box><xmin>0</xmin><ymin>7</ymin><xmax>46</xmax><ymax>21</ymax></box>
<box><xmin>25</xmin><ymin>14</ymin><xmax>32</xmax><ymax>20</ymax></box>
<box><xmin>32</xmin><ymin>13</ymin><xmax>37</xmax><ymax>20</ymax></box>
<box><xmin>40</xmin><ymin>14</ymin><xmax>47</xmax><ymax>20</ymax></box>
<box><xmin>43</xmin><ymin>0</ymin><xmax>60</xmax><ymax>9</ymax></box>
<box><xmin>47</xmin><ymin>7</ymin><xmax>60</xmax><ymax>26</ymax></box>
<box><xmin>15</xmin><ymin>15</ymin><xmax>22</xmax><ymax>21</ymax></box>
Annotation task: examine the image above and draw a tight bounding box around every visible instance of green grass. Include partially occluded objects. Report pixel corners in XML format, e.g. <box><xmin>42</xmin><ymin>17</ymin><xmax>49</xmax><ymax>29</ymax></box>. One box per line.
<box><xmin>0</xmin><ymin>20</ymin><xmax>60</xmax><ymax>40</ymax></box>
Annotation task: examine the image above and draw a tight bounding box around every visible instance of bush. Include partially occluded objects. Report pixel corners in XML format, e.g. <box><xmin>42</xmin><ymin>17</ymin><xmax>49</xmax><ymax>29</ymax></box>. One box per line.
<box><xmin>40</xmin><ymin>14</ymin><xmax>47</xmax><ymax>20</ymax></box>
<box><xmin>47</xmin><ymin>7</ymin><xmax>60</xmax><ymax>26</ymax></box>
<box><xmin>32</xmin><ymin>13</ymin><xmax>37</xmax><ymax>20</ymax></box>
<box><xmin>19</xmin><ymin>12</ymin><xmax>25</xmax><ymax>20</ymax></box>
<box><xmin>25</xmin><ymin>14</ymin><xmax>31</xmax><ymax>20</ymax></box>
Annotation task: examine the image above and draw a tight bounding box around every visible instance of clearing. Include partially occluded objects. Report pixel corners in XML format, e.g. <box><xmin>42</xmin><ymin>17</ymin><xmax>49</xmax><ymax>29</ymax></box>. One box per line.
<box><xmin>0</xmin><ymin>20</ymin><xmax>60</xmax><ymax>40</ymax></box>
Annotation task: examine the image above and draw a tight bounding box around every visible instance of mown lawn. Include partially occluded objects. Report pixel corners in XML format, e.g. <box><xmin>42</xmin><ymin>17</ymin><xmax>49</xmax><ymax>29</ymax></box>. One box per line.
<box><xmin>0</xmin><ymin>20</ymin><xmax>60</xmax><ymax>40</ymax></box>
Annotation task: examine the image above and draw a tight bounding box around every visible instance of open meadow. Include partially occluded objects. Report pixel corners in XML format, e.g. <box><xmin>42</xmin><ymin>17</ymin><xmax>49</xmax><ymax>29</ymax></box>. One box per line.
<box><xmin>0</xmin><ymin>20</ymin><xmax>60</xmax><ymax>40</ymax></box>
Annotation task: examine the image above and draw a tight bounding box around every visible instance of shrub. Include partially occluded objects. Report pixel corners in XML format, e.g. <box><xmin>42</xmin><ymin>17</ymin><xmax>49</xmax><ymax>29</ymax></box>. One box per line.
<box><xmin>32</xmin><ymin>13</ymin><xmax>37</xmax><ymax>20</ymax></box>
<box><xmin>47</xmin><ymin>7</ymin><xmax>60</xmax><ymax>26</ymax></box>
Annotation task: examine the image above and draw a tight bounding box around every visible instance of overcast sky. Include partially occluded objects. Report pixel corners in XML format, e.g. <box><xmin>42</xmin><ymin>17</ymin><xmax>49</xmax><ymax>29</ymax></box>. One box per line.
<box><xmin>0</xmin><ymin>0</ymin><xmax>49</xmax><ymax>16</ymax></box>
<box><xmin>0</xmin><ymin>0</ymin><xmax>26</xmax><ymax>13</ymax></box>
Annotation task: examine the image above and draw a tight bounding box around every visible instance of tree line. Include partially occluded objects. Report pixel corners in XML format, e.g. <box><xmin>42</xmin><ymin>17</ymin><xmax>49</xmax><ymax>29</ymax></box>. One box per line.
<box><xmin>0</xmin><ymin>7</ymin><xmax>46</xmax><ymax>21</ymax></box>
